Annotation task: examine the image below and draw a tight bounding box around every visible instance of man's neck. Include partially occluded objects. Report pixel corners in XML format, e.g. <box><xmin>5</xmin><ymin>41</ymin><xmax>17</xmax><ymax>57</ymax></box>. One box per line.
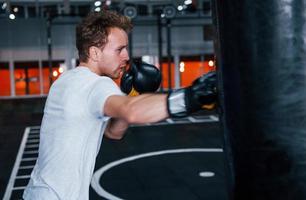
<box><xmin>79</xmin><ymin>62</ymin><xmax>101</xmax><ymax>75</ymax></box>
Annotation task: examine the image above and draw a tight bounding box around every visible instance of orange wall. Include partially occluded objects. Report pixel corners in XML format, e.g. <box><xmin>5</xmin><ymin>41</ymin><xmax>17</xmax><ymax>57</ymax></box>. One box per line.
<box><xmin>161</xmin><ymin>61</ymin><xmax>215</xmax><ymax>89</ymax></box>
<box><xmin>161</xmin><ymin>63</ymin><xmax>175</xmax><ymax>89</ymax></box>
<box><xmin>181</xmin><ymin>61</ymin><xmax>215</xmax><ymax>87</ymax></box>
<box><xmin>14</xmin><ymin>68</ymin><xmax>41</xmax><ymax>95</ymax></box>
<box><xmin>0</xmin><ymin>60</ymin><xmax>216</xmax><ymax>96</ymax></box>
<box><xmin>6</xmin><ymin>67</ymin><xmax>61</xmax><ymax>96</ymax></box>
<box><xmin>0</xmin><ymin>69</ymin><xmax>11</xmax><ymax>96</ymax></box>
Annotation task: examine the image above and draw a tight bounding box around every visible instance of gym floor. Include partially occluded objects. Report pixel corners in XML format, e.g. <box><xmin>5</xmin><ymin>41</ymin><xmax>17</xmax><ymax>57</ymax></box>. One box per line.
<box><xmin>0</xmin><ymin>98</ymin><xmax>228</xmax><ymax>200</ymax></box>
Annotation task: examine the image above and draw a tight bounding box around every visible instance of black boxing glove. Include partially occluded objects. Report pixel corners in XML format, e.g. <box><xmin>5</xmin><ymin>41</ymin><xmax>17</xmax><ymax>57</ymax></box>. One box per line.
<box><xmin>120</xmin><ymin>60</ymin><xmax>161</xmax><ymax>96</ymax></box>
<box><xmin>167</xmin><ymin>71</ymin><xmax>217</xmax><ymax>118</ymax></box>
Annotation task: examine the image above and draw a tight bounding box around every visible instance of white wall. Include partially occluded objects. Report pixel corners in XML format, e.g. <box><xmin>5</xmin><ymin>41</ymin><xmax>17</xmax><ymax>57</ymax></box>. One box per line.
<box><xmin>0</xmin><ymin>16</ymin><xmax>214</xmax><ymax>65</ymax></box>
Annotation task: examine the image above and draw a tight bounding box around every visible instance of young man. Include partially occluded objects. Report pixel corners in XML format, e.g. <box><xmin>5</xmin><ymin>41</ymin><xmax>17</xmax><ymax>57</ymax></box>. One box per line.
<box><xmin>23</xmin><ymin>10</ymin><xmax>216</xmax><ymax>200</ymax></box>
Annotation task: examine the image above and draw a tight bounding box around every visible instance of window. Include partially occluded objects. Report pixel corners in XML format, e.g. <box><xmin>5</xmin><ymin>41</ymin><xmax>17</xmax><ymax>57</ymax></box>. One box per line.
<box><xmin>14</xmin><ymin>61</ymin><xmax>40</xmax><ymax>95</ymax></box>
<box><xmin>42</xmin><ymin>60</ymin><xmax>65</xmax><ymax>94</ymax></box>
<box><xmin>0</xmin><ymin>62</ymin><xmax>11</xmax><ymax>96</ymax></box>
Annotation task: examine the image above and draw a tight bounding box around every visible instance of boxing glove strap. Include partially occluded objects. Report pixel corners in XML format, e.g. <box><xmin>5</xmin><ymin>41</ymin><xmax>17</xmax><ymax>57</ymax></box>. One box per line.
<box><xmin>128</xmin><ymin>87</ymin><xmax>140</xmax><ymax>96</ymax></box>
<box><xmin>167</xmin><ymin>89</ymin><xmax>188</xmax><ymax>118</ymax></box>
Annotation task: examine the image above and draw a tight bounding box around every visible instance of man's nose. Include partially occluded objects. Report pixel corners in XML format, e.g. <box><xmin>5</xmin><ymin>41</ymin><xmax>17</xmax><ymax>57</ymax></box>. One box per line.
<box><xmin>123</xmin><ymin>49</ymin><xmax>129</xmax><ymax>61</ymax></box>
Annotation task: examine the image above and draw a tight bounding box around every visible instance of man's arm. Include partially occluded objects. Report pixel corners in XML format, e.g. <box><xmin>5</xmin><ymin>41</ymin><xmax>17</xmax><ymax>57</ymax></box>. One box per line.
<box><xmin>104</xmin><ymin>93</ymin><xmax>168</xmax><ymax>124</ymax></box>
<box><xmin>104</xmin><ymin>118</ymin><xmax>129</xmax><ymax>140</ymax></box>
<box><xmin>103</xmin><ymin>94</ymin><xmax>168</xmax><ymax>140</ymax></box>
<box><xmin>103</xmin><ymin>71</ymin><xmax>217</xmax><ymax>139</ymax></box>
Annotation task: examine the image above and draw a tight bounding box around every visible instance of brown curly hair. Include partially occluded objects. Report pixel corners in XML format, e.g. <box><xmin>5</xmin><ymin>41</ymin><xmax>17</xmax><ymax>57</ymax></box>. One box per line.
<box><xmin>76</xmin><ymin>10</ymin><xmax>133</xmax><ymax>62</ymax></box>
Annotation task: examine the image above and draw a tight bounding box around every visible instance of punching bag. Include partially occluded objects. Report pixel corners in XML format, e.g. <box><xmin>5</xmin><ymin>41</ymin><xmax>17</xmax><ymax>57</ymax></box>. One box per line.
<box><xmin>212</xmin><ymin>1</ymin><xmax>306</xmax><ymax>199</ymax></box>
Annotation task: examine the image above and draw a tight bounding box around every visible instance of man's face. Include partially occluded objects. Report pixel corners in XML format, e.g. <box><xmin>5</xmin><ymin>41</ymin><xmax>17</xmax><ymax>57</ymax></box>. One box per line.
<box><xmin>97</xmin><ymin>27</ymin><xmax>129</xmax><ymax>79</ymax></box>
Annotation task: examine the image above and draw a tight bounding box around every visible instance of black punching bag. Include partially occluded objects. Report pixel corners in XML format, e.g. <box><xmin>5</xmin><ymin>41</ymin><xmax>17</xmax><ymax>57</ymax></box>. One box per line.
<box><xmin>212</xmin><ymin>1</ymin><xmax>306</xmax><ymax>199</ymax></box>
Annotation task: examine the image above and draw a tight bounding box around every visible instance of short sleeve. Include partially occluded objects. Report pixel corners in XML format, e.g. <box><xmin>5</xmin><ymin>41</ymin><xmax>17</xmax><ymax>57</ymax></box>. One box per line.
<box><xmin>87</xmin><ymin>77</ymin><xmax>123</xmax><ymax>117</ymax></box>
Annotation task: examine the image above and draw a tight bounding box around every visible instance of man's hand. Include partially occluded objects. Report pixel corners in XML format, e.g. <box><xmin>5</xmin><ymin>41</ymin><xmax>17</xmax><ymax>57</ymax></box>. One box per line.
<box><xmin>167</xmin><ymin>71</ymin><xmax>217</xmax><ymax>118</ymax></box>
<box><xmin>120</xmin><ymin>60</ymin><xmax>161</xmax><ymax>96</ymax></box>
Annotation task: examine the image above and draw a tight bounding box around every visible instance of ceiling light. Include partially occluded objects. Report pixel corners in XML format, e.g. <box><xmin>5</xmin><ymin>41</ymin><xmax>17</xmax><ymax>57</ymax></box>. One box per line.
<box><xmin>9</xmin><ymin>14</ymin><xmax>16</xmax><ymax>20</ymax></box>
<box><xmin>94</xmin><ymin>1</ymin><xmax>101</xmax><ymax>7</ymax></box>
<box><xmin>52</xmin><ymin>71</ymin><xmax>58</xmax><ymax>77</ymax></box>
<box><xmin>94</xmin><ymin>7</ymin><xmax>101</xmax><ymax>12</ymax></box>
<box><xmin>184</xmin><ymin>0</ymin><xmax>193</xmax><ymax>5</ymax></box>
<box><xmin>179</xmin><ymin>62</ymin><xmax>185</xmax><ymax>72</ymax></box>
<box><xmin>208</xmin><ymin>60</ymin><xmax>214</xmax><ymax>67</ymax></box>
<box><xmin>177</xmin><ymin>5</ymin><xmax>184</xmax><ymax>11</ymax></box>
<box><xmin>105</xmin><ymin>0</ymin><xmax>112</xmax><ymax>6</ymax></box>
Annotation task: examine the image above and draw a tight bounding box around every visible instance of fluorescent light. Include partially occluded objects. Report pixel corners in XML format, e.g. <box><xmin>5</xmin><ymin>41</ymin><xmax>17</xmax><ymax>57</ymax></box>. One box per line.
<box><xmin>105</xmin><ymin>0</ymin><xmax>112</xmax><ymax>6</ymax></box>
<box><xmin>13</xmin><ymin>7</ymin><xmax>19</xmax><ymax>13</ymax></box>
<box><xmin>179</xmin><ymin>62</ymin><xmax>185</xmax><ymax>72</ymax></box>
<box><xmin>208</xmin><ymin>60</ymin><xmax>214</xmax><ymax>67</ymax></box>
<box><xmin>9</xmin><ymin>14</ymin><xmax>16</xmax><ymax>20</ymax></box>
<box><xmin>94</xmin><ymin>1</ymin><xmax>101</xmax><ymax>7</ymax></box>
<box><xmin>94</xmin><ymin>7</ymin><xmax>101</xmax><ymax>12</ymax></box>
<box><xmin>184</xmin><ymin>0</ymin><xmax>193</xmax><ymax>5</ymax></box>
<box><xmin>52</xmin><ymin>71</ymin><xmax>58</xmax><ymax>77</ymax></box>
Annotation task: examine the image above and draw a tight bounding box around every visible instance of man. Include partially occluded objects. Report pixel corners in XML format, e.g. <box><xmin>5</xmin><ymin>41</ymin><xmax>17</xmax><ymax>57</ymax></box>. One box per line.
<box><xmin>23</xmin><ymin>10</ymin><xmax>216</xmax><ymax>200</ymax></box>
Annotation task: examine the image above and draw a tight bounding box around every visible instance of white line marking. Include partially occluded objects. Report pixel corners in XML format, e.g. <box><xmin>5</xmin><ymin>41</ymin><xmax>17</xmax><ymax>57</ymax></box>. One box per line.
<box><xmin>12</xmin><ymin>186</ymin><xmax>27</xmax><ymax>190</ymax></box>
<box><xmin>21</xmin><ymin>157</ymin><xmax>37</xmax><ymax>161</ymax></box>
<box><xmin>91</xmin><ymin>148</ymin><xmax>223</xmax><ymax>200</ymax></box>
<box><xmin>166</xmin><ymin>118</ymin><xmax>174</xmax><ymax>124</ymax></box>
<box><xmin>16</xmin><ymin>175</ymin><xmax>31</xmax><ymax>179</ymax></box>
<box><xmin>3</xmin><ymin>127</ymin><xmax>30</xmax><ymax>200</ymax></box>
<box><xmin>19</xmin><ymin>165</ymin><xmax>35</xmax><ymax>169</ymax></box>
<box><xmin>27</xmin><ymin>139</ymin><xmax>39</xmax><ymax>143</ymax></box>
<box><xmin>199</xmin><ymin>171</ymin><xmax>215</xmax><ymax>177</ymax></box>
<box><xmin>25</xmin><ymin>144</ymin><xmax>39</xmax><ymax>148</ymax></box>
<box><xmin>209</xmin><ymin>115</ymin><xmax>219</xmax><ymax>121</ymax></box>
<box><xmin>187</xmin><ymin>117</ymin><xmax>197</xmax><ymax>123</ymax></box>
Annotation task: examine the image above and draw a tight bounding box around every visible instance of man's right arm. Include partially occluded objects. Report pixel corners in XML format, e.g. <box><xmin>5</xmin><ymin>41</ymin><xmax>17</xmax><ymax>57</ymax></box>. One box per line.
<box><xmin>104</xmin><ymin>71</ymin><xmax>217</xmax><ymax>124</ymax></box>
<box><xmin>104</xmin><ymin>93</ymin><xmax>169</xmax><ymax>124</ymax></box>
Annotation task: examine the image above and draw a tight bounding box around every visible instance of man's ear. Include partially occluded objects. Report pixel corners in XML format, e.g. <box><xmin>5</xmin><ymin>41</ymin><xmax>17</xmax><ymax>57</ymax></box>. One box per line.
<box><xmin>88</xmin><ymin>46</ymin><xmax>100</xmax><ymax>62</ymax></box>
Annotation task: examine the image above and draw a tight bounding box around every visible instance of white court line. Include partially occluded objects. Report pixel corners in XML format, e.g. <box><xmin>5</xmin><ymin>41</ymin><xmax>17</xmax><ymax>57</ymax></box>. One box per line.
<box><xmin>16</xmin><ymin>175</ymin><xmax>31</xmax><ymax>179</ymax></box>
<box><xmin>187</xmin><ymin>116</ymin><xmax>197</xmax><ymax>123</ymax></box>
<box><xmin>209</xmin><ymin>115</ymin><xmax>219</xmax><ymax>121</ymax></box>
<box><xmin>21</xmin><ymin>157</ymin><xmax>37</xmax><ymax>161</ymax></box>
<box><xmin>25</xmin><ymin>144</ymin><xmax>39</xmax><ymax>148</ymax></box>
<box><xmin>166</xmin><ymin>118</ymin><xmax>174</xmax><ymax>124</ymax></box>
<box><xmin>12</xmin><ymin>186</ymin><xmax>26</xmax><ymax>191</ymax></box>
<box><xmin>91</xmin><ymin>148</ymin><xmax>223</xmax><ymax>200</ymax></box>
<box><xmin>19</xmin><ymin>165</ymin><xmax>35</xmax><ymax>169</ymax></box>
<box><xmin>27</xmin><ymin>139</ymin><xmax>39</xmax><ymax>143</ymax></box>
<box><xmin>3</xmin><ymin>127</ymin><xmax>30</xmax><ymax>200</ymax></box>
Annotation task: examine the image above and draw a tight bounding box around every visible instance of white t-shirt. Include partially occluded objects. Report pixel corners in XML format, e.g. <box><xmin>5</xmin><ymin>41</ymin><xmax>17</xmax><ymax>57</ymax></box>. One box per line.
<box><xmin>23</xmin><ymin>66</ymin><xmax>123</xmax><ymax>200</ymax></box>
